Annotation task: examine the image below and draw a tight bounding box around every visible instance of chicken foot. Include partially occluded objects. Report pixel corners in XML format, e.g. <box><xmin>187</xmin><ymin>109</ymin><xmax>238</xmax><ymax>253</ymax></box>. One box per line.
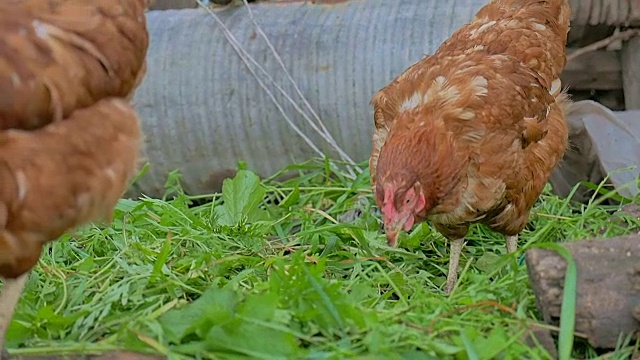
<box><xmin>506</xmin><ymin>235</ymin><xmax>518</xmax><ymax>254</ymax></box>
<box><xmin>444</xmin><ymin>238</ymin><xmax>465</xmax><ymax>295</ymax></box>
<box><xmin>0</xmin><ymin>272</ymin><xmax>28</xmax><ymax>358</ymax></box>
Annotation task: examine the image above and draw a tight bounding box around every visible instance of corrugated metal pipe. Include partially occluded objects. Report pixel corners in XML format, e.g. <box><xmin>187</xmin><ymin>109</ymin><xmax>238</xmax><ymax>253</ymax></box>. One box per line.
<box><xmin>148</xmin><ymin>0</ymin><xmax>640</xmax><ymax>27</ymax></box>
<box><xmin>131</xmin><ymin>0</ymin><xmax>490</xmax><ymax>196</ymax></box>
<box><xmin>131</xmin><ymin>0</ymin><xmax>639</xmax><ymax>197</ymax></box>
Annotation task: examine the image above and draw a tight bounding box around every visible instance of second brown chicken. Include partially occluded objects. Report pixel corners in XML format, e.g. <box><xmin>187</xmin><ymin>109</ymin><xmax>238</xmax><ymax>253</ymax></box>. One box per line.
<box><xmin>369</xmin><ymin>0</ymin><xmax>572</xmax><ymax>294</ymax></box>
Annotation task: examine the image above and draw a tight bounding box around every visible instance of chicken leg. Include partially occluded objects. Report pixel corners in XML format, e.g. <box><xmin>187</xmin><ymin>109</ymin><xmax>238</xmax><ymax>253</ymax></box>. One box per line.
<box><xmin>444</xmin><ymin>235</ymin><xmax>518</xmax><ymax>294</ymax></box>
<box><xmin>506</xmin><ymin>235</ymin><xmax>518</xmax><ymax>254</ymax></box>
<box><xmin>0</xmin><ymin>272</ymin><xmax>28</xmax><ymax>358</ymax></box>
<box><xmin>444</xmin><ymin>238</ymin><xmax>465</xmax><ymax>294</ymax></box>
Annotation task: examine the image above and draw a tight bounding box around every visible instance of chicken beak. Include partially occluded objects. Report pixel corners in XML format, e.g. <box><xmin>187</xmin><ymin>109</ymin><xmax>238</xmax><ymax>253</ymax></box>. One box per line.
<box><xmin>384</xmin><ymin>215</ymin><xmax>411</xmax><ymax>248</ymax></box>
<box><xmin>385</xmin><ymin>226</ymin><xmax>401</xmax><ymax>247</ymax></box>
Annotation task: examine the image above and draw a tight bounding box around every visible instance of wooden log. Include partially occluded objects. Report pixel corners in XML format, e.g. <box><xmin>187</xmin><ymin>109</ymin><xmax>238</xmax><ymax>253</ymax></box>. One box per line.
<box><xmin>562</xmin><ymin>50</ymin><xmax>622</xmax><ymax>90</ymax></box>
<box><xmin>525</xmin><ymin>234</ymin><xmax>640</xmax><ymax>349</ymax></box>
<box><xmin>622</xmin><ymin>36</ymin><xmax>640</xmax><ymax>109</ymax></box>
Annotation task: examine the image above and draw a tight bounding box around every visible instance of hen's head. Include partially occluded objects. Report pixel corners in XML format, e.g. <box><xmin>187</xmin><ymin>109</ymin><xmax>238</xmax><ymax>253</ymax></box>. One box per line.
<box><xmin>376</xmin><ymin>177</ymin><xmax>427</xmax><ymax>247</ymax></box>
<box><xmin>374</xmin><ymin>120</ymin><xmax>463</xmax><ymax>247</ymax></box>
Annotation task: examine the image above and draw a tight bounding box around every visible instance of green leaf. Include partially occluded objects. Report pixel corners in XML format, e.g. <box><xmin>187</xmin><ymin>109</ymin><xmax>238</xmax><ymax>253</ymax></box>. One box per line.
<box><xmin>115</xmin><ymin>198</ymin><xmax>140</xmax><ymax>213</ymax></box>
<box><xmin>431</xmin><ymin>340</ymin><xmax>463</xmax><ymax>355</ymax></box>
<box><xmin>76</xmin><ymin>256</ymin><xmax>96</xmax><ymax>272</ymax></box>
<box><xmin>159</xmin><ymin>287</ymin><xmax>238</xmax><ymax>343</ymax></box>
<box><xmin>214</xmin><ymin>170</ymin><xmax>269</xmax><ymax>226</ymax></box>
<box><xmin>459</xmin><ymin>329</ymin><xmax>480</xmax><ymax>360</ymax></box>
<box><xmin>205</xmin><ymin>291</ymin><xmax>298</xmax><ymax>359</ymax></box>
<box><xmin>474</xmin><ymin>252</ymin><xmax>501</xmax><ymax>273</ymax></box>
<box><xmin>402</xmin><ymin>223</ymin><xmax>425</xmax><ymax>250</ymax></box>
<box><xmin>151</xmin><ymin>234</ymin><xmax>173</xmax><ymax>280</ymax></box>
<box><xmin>279</xmin><ymin>186</ymin><xmax>300</xmax><ymax>209</ymax></box>
<box><xmin>475</xmin><ymin>326</ymin><xmax>511</xmax><ymax>359</ymax></box>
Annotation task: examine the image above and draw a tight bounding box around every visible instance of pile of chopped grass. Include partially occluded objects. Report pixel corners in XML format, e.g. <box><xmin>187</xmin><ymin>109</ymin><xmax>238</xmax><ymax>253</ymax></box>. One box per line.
<box><xmin>5</xmin><ymin>159</ymin><xmax>640</xmax><ymax>359</ymax></box>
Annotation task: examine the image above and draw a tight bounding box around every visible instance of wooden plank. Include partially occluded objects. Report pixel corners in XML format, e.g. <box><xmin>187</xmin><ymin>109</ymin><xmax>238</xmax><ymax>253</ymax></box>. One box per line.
<box><xmin>567</xmin><ymin>24</ymin><xmax>616</xmax><ymax>47</ymax></box>
<box><xmin>569</xmin><ymin>0</ymin><xmax>640</xmax><ymax>27</ymax></box>
<box><xmin>562</xmin><ymin>49</ymin><xmax>622</xmax><ymax>90</ymax></box>
<box><xmin>622</xmin><ymin>36</ymin><xmax>640</xmax><ymax>109</ymax></box>
<box><xmin>149</xmin><ymin>0</ymin><xmax>197</xmax><ymax>10</ymax></box>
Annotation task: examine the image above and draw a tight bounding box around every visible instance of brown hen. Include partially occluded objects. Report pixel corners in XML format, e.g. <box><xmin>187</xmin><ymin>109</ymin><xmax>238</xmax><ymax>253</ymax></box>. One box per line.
<box><xmin>369</xmin><ymin>0</ymin><xmax>572</xmax><ymax>294</ymax></box>
<box><xmin>0</xmin><ymin>0</ymin><xmax>149</xmax><ymax>355</ymax></box>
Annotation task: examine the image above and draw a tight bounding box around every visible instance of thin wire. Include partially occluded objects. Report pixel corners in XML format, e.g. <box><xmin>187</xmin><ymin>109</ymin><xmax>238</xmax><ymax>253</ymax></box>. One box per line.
<box><xmin>194</xmin><ymin>0</ymin><xmax>359</xmax><ymax>178</ymax></box>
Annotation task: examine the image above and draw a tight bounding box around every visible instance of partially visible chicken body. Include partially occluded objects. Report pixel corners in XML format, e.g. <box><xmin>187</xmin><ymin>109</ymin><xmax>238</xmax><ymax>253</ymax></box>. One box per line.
<box><xmin>370</xmin><ymin>0</ymin><xmax>571</xmax><ymax>294</ymax></box>
<box><xmin>0</xmin><ymin>99</ymin><xmax>142</xmax><ymax>278</ymax></box>
<box><xmin>0</xmin><ymin>0</ymin><xmax>149</xmax><ymax>130</ymax></box>
<box><xmin>0</xmin><ymin>0</ymin><xmax>149</xmax><ymax>355</ymax></box>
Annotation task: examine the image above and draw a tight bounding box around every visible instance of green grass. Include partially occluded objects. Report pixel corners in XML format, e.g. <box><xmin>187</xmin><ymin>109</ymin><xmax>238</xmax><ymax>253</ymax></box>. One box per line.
<box><xmin>5</xmin><ymin>159</ymin><xmax>640</xmax><ymax>359</ymax></box>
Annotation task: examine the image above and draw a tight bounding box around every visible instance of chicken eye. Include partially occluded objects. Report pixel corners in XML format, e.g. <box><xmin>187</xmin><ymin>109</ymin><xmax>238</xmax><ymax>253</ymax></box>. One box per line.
<box><xmin>405</xmin><ymin>197</ymin><xmax>411</xmax><ymax>204</ymax></box>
